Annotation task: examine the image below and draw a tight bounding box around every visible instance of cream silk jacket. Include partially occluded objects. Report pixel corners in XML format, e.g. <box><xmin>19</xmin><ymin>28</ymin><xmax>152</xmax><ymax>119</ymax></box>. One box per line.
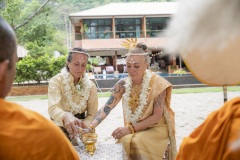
<box><xmin>48</xmin><ymin>73</ymin><xmax>98</xmax><ymax>126</ymax></box>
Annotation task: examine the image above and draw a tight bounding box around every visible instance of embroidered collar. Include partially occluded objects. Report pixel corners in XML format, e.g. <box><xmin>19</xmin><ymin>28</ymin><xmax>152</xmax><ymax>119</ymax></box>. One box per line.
<box><xmin>122</xmin><ymin>69</ymin><xmax>152</xmax><ymax>123</ymax></box>
<box><xmin>61</xmin><ymin>68</ymin><xmax>92</xmax><ymax>114</ymax></box>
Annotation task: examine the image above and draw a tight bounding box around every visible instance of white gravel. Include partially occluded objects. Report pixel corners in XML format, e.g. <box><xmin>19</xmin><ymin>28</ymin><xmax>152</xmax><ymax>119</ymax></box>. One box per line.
<box><xmin>13</xmin><ymin>91</ymin><xmax>240</xmax><ymax>149</ymax></box>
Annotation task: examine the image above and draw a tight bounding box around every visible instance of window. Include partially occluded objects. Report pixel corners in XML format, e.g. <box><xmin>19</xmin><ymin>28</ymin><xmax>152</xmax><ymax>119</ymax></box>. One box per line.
<box><xmin>83</xmin><ymin>19</ymin><xmax>112</xmax><ymax>39</ymax></box>
<box><xmin>146</xmin><ymin>17</ymin><xmax>170</xmax><ymax>37</ymax></box>
<box><xmin>115</xmin><ymin>18</ymin><xmax>142</xmax><ymax>38</ymax></box>
<box><xmin>75</xmin><ymin>26</ymin><xmax>82</xmax><ymax>40</ymax></box>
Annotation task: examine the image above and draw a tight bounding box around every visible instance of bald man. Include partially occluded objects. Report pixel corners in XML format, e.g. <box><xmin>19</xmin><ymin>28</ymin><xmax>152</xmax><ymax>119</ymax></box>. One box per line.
<box><xmin>0</xmin><ymin>17</ymin><xmax>79</xmax><ymax>160</ymax></box>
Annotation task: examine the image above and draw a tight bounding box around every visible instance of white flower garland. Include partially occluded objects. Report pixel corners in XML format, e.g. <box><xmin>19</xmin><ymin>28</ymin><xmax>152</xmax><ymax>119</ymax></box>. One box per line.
<box><xmin>62</xmin><ymin>68</ymin><xmax>92</xmax><ymax>114</ymax></box>
<box><xmin>122</xmin><ymin>69</ymin><xmax>152</xmax><ymax>123</ymax></box>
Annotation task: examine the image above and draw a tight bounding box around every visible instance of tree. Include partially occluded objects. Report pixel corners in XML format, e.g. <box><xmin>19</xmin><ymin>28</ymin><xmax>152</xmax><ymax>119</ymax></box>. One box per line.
<box><xmin>0</xmin><ymin>0</ymin><xmax>52</xmax><ymax>30</ymax></box>
<box><xmin>0</xmin><ymin>0</ymin><xmax>24</xmax><ymax>26</ymax></box>
<box><xmin>14</xmin><ymin>0</ymin><xmax>51</xmax><ymax>30</ymax></box>
<box><xmin>4</xmin><ymin>0</ymin><xmax>178</xmax><ymax>83</ymax></box>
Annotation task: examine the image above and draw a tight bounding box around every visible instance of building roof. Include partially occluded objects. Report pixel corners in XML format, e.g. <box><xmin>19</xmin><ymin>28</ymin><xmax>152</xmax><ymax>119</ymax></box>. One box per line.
<box><xmin>69</xmin><ymin>2</ymin><xmax>178</xmax><ymax>18</ymax></box>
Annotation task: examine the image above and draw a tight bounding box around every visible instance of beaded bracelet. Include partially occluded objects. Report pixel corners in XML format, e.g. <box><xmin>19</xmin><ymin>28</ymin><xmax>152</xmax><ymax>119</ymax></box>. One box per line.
<box><xmin>132</xmin><ymin>124</ymin><xmax>136</xmax><ymax>132</ymax></box>
<box><xmin>89</xmin><ymin>124</ymin><xmax>95</xmax><ymax>133</ymax></box>
<box><xmin>128</xmin><ymin>124</ymin><xmax>135</xmax><ymax>134</ymax></box>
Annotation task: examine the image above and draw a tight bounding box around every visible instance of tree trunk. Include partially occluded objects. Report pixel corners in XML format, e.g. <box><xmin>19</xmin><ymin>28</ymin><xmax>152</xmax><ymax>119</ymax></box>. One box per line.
<box><xmin>64</xmin><ymin>15</ymin><xmax>69</xmax><ymax>49</ymax></box>
<box><xmin>13</xmin><ymin>0</ymin><xmax>51</xmax><ymax>30</ymax></box>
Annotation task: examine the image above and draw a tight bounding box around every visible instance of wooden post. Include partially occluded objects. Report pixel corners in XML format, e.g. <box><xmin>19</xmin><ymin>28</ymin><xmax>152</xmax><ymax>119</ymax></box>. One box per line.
<box><xmin>114</xmin><ymin>51</ymin><xmax>119</xmax><ymax>78</ymax></box>
<box><xmin>143</xmin><ymin>16</ymin><xmax>146</xmax><ymax>38</ymax></box>
<box><xmin>223</xmin><ymin>86</ymin><xmax>228</xmax><ymax>102</ymax></box>
<box><xmin>112</xmin><ymin>16</ymin><xmax>115</xmax><ymax>39</ymax></box>
<box><xmin>114</xmin><ymin>51</ymin><xmax>118</xmax><ymax>72</ymax></box>
<box><xmin>179</xmin><ymin>55</ymin><xmax>182</xmax><ymax>69</ymax></box>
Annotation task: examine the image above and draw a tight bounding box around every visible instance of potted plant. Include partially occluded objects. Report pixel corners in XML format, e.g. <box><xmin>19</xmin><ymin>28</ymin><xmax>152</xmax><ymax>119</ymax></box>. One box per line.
<box><xmin>83</xmin><ymin>24</ymin><xmax>89</xmax><ymax>39</ymax></box>
<box><xmin>173</xmin><ymin>69</ymin><xmax>187</xmax><ymax>76</ymax></box>
<box><xmin>146</xmin><ymin>29</ymin><xmax>151</xmax><ymax>37</ymax></box>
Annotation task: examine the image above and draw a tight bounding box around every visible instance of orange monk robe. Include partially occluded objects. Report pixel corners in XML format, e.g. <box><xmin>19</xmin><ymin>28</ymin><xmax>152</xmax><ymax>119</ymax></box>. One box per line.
<box><xmin>177</xmin><ymin>97</ymin><xmax>240</xmax><ymax>160</ymax></box>
<box><xmin>0</xmin><ymin>99</ymin><xmax>79</xmax><ymax>160</ymax></box>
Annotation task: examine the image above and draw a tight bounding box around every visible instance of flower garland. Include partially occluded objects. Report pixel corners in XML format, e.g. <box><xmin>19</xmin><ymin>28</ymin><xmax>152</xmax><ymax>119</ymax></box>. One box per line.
<box><xmin>122</xmin><ymin>69</ymin><xmax>152</xmax><ymax>123</ymax></box>
<box><xmin>62</xmin><ymin>68</ymin><xmax>92</xmax><ymax>114</ymax></box>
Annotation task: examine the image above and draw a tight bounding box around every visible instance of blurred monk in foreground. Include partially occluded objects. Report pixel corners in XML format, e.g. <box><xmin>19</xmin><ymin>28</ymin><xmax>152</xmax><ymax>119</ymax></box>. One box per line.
<box><xmin>0</xmin><ymin>17</ymin><xmax>79</xmax><ymax>160</ymax></box>
<box><xmin>167</xmin><ymin>0</ymin><xmax>240</xmax><ymax>159</ymax></box>
<box><xmin>177</xmin><ymin>98</ymin><xmax>240</xmax><ymax>160</ymax></box>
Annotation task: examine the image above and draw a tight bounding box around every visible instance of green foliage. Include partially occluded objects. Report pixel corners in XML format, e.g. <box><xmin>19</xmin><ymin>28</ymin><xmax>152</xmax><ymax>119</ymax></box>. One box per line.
<box><xmin>43</xmin><ymin>43</ymin><xmax>69</xmax><ymax>57</ymax></box>
<box><xmin>88</xmin><ymin>57</ymin><xmax>100</xmax><ymax>66</ymax></box>
<box><xmin>31</xmin><ymin>55</ymin><xmax>52</xmax><ymax>82</ymax></box>
<box><xmin>173</xmin><ymin>69</ymin><xmax>187</xmax><ymax>75</ymax></box>
<box><xmin>25</xmin><ymin>41</ymin><xmax>68</xmax><ymax>58</ymax></box>
<box><xmin>87</xmin><ymin>64</ymin><xmax>93</xmax><ymax>71</ymax></box>
<box><xmin>50</xmin><ymin>55</ymin><xmax>67</xmax><ymax>76</ymax></box>
<box><xmin>0</xmin><ymin>0</ymin><xmax>24</xmax><ymax>25</ymax></box>
<box><xmin>15</xmin><ymin>55</ymin><xmax>67</xmax><ymax>84</ymax></box>
<box><xmin>25</xmin><ymin>42</ymin><xmax>44</xmax><ymax>58</ymax></box>
<box><xmin>18</xmin><ymin>22</ymin><xmax>55</xmax><ymax>46</ymax></box>
<box><xmin>15</xmin><ymin>56</ymin><xmax>36</xmax><ymax>83</ymax></box>
<box><xmin>2</xmin><ymin>0</ymin><xmax>176</xmax><ymax>84</ymax></box>
<box><xmin>16</xmin><ymin>13</ymin><xmax>55</xmax><ymax>47</ymax></box>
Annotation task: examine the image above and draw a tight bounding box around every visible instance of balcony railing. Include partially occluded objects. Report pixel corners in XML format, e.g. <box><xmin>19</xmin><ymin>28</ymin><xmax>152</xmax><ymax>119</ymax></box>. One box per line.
<box><xmin>115</xmin><ymin>31</ymin><xmax>144</xmax><ymax>39</ymax></box>
<box><xmin>147</xmin><ymin>30</ymin><xmax>166</xmax><ymax>37</ymax></box>
<box><xmin>83</xmin><ymin>31</ymin><xmax>113</xmax><ymax>39</ymax></box>
<box><xmin>75</xmin><ymin>30</ymin><xmax>166</xmax><ymax>40</ymax></box>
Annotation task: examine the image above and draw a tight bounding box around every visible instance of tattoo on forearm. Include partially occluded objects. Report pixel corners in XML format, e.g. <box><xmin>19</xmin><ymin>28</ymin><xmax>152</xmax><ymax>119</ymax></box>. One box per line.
<box><xmin>106</xmin><ymin>95</ymin><xmax>115</xmax><ymax>105</ymax></box>
<box><xmin>113</xmin><ymin>84</ymin><xmax>121</xmax><ymax>93</ymax></box>
<box><xmin>154</xmin><ymin>90</ymin><xmax>166</xmax><ymax>108</ymax></box>
<box><xmin>119</xmin><ymin>80</ymin><xmax>125</xmax><ymax>89</ymax></box>
<box><xmin>96</xmin><ymin>117</ymin><xmax>103</xmax><ymax>124</ymax></box>
<box><xmin>113</xmin><ymin>80</ymin><xmax>125</xmax><ymax>94</ymax></box>
<box><xmin>103</xmin><ymin>106</ymin><xmax>111</xmax><ymax>115</ymax></box>
<box><xmin>93</xmin><ymin>110</ymin><xmax>100</xmax><ymax>119</ymax></box>
<box><xmin>93</xmin><ymin>110</ymin><xmax>102</xmax><ymax>124</ymax></box>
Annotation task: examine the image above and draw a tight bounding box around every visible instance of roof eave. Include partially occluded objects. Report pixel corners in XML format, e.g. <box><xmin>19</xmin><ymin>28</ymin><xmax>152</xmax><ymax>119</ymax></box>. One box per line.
<box><xmin>69</xmin><ymin>14</ymin><xmax>173</xmax><ymax>19</ymax></box>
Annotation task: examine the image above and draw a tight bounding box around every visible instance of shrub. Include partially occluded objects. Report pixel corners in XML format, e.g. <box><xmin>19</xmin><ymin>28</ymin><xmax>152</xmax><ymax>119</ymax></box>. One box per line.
<box><xmin>173</xmin><ymin>69</ymin><xmax>187</xmax><ymax>74</ymax></box>
<box><xmin>15</xmin><ymin>55</ymin><xmax>67</xmax><ymax>84</ymax></box>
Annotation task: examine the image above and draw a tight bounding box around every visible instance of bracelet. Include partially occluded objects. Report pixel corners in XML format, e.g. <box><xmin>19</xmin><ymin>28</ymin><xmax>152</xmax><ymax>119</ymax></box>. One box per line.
<box><xmin>89</xmin><ymin>124</ymin><xmax>95</xmax><ymax>132</ymax></box>
<box><xmin>132</xmin><ymin>124</ymin><xmax>136</xmax><ymax>132</ymax></box>
<box><xmin>128</xmin><ymin>124</ymin><xmax>135</xmax><ymax>134</ymax></box>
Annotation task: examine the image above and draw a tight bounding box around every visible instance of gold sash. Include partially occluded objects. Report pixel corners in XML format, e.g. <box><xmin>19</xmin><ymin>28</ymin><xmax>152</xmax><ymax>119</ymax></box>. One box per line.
<box><xmin>121</xmin><ymin>73</ymin><xmax>176</xmax><ymax>160</ymax></box>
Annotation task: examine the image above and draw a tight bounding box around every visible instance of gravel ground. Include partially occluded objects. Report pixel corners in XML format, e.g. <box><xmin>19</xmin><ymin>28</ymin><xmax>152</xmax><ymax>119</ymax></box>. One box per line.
<box><xmin>13</xmin><ymin>91</ymin><xmax>240</xmax><ymax>150</ymax></box>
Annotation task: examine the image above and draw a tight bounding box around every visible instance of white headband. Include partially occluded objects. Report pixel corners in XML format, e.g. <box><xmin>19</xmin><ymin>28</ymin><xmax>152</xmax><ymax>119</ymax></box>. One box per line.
<box><xmin>70</xmin><ymin>50</ymin><xmax>90</xmax><ymax>57</ymax></box>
